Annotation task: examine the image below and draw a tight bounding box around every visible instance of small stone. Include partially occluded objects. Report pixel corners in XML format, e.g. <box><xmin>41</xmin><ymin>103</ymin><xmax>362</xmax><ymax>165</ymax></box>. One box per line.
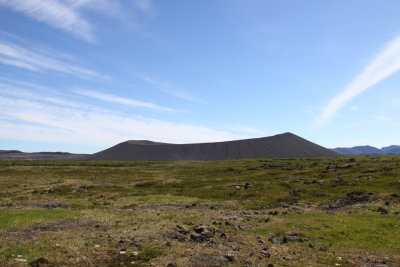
<box><xmin>283</xmin><ymin>235</ymin><xmax>301</xmax><ymax>243</ymax></box>
<box><xmin>238</xmin><ymin>224</ymin><xmax>253</xmax><ymax>230</ymax></box>
<box><xmin>268</xmin><ymin>235</ymin><xmax>281</xmax><ymax>244</ymax></box>
<box><xmin>176</xmin><ymin>225</ymin><xmax>189</xmax><ymax>232</ymax></box>
<box><xmin>193</xmin><ymin>225</ymin><xmax>216</xmax><ymax>237</ymax></box>
<box><xmin>377</xmin><ymin>207</ymin><xmax>389</xmax><ymax>214</ymax></box>
<box><xmin>336</xmin><ymin>257</ymin><xmax>342</xmax><ymax>261</ymax></box>
<box><xmin>224</xmin><ymin>253</ymin><xmax>235</xmax><ymax>262</ymax></box>
<box><xmin>244</xmin><ymin>183</ymin><xmax>252</xmax><ymax>189</ymax></box>
<box><xmin>167</xmin><ymin>264</ymin><xmax>176</xmax><ymax>267</ymax></box>
<box><xmin>29</xmin><ymin>257</ymin><xmax>49</xmax><ymax>267</ymax></box>
<box><xmin>260</xmin><ymin>250</ymin><xmax>271</xmax><ymax>258</ymax></box>
<box><xmin>286</xmin><ymin>231</ymin><xmax>302</xmax><ymax>236</ymax></box>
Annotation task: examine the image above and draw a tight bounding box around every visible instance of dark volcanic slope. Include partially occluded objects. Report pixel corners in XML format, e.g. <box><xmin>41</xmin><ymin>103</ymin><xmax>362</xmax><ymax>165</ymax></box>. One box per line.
<box><xmin>88</xmin><ymin>132</ymin><xmax>340</xmax><ymax>161</ymax></box>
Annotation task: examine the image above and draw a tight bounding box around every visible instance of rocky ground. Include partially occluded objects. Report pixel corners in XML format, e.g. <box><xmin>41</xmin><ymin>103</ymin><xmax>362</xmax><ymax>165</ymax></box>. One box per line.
<box><xmin>0</xmin><ymin>157</ymin><xmax>399</xmax><ymax>266</ymax></box>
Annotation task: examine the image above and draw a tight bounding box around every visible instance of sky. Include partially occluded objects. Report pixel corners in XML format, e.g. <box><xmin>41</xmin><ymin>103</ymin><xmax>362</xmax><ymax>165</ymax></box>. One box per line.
<box><xmin>1</xmin><ymin>0</ymin><xmax>400</xmax><ymax>153</ymax></box>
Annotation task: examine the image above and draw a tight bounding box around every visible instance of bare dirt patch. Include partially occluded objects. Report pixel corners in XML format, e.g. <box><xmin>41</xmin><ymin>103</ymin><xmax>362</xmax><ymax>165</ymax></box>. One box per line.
<box><xmin>0</xmin><ymin>200</ymin><xmax>65</xmax><ymax>209</ymax></box>
<box><xmin>29</xmin><ymin>219</ymin><xmax>109</xmax><ymax>232</ymax></box>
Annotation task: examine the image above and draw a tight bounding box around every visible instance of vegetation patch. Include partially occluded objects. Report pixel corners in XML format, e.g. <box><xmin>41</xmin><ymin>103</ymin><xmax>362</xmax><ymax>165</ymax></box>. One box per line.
<box><xmin>0</xmin><ymin>157</ymin><xmax>399</xmax><ymax>266</ymax></box>
<box><xmin>0</xmin><ymin>209</ymin><xmax>76</xmax><ymax>231</ymax></box>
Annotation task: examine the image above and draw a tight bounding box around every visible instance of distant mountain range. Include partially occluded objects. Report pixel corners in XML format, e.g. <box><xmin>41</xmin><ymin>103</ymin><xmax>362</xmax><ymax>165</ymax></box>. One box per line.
<box><xmin>0</xmin><ymin>132</ymin><xmax>339</xmax><ymax>161</ymax></box>
<box><xmin>0</xmin><ymin>150</ymin><xmax>87</xmax><ymax>161</ymax></box>
<box><xmin>333</xmin><ymin>145</ymin><xmax>400</xmax><ymax>155</ymax></box>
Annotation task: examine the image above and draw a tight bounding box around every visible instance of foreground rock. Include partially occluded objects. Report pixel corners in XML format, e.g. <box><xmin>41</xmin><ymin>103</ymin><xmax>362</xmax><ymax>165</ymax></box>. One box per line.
<box><xmin>171</xmin><ymin>225</ymin><xmax>223</xmax><ymax>243</ymax></box>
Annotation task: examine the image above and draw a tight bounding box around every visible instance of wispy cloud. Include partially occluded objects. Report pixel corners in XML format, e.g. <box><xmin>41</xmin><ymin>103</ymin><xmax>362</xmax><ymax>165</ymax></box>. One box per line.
<box><xmin>0</xmin><ymin>0</ymin><xmax>94</xmax><ymax>42</ymax></box>
<box><xmin>0</xmin><ymin>30</ymin><xmax>25</xmax><ymax>42</ymax></box>
<box><xmin>0</xmin><ymin>0</ymin><xmax>155</xmax><ymax>42</ymax></box>
<box><xmin>317</xmin><ymin>36</ymin><xmax>400</xmax><ymax>126</ymax></box>
<box><xmin>133</xmin><ymin>0</ymin><xmax>155</xmax><ymax>17</ymax></box>
<box><xmin>0</xmin><ymin>40</ymin><xmax>99</xmax><ymax>79</ymax></box>
<box><xmin>74</xmin><ymin>89</ymin><xmax>176</xmax><ymax>112</ymax></box>
<box><xmin>0</xmin><ymin>81</ymin><xmax>234</xmax><ymax>150</ymax></box>
<box><xmin>0</xmin><ymin>82</ymin><xmax>83</xmax><ymax>109</ymax></box>
<box><xmin>135</xmin><ymin>73</ymin><xmax>203</xmax><ymax>103</ymax></box>
<box><xmin>0</xmin><ymin>56</ymin><xmax>37</xmax><ymax>70</ymax></box>
<box><xmin>134</xmin><ymin>0</ymin><xmax>152</xmax><ymax>12</ymax></box>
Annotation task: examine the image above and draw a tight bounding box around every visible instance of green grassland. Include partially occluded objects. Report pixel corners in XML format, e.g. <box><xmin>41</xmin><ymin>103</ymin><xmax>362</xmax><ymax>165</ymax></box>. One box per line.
<box><xmin>0</xmin><ymin>157</ymin><xmax>399</xmax><ymax>266</ymax></box>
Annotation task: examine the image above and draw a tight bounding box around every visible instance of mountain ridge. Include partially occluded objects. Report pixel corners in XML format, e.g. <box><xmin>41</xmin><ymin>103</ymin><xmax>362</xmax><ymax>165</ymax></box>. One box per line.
<box><xmin>87</xmin><ymin>132</ymin><xmax>340</xmax><ymax>161</ymax></box>
<box><xmin>0</xmin><ymin>132</ymin><xmax>341</xmax><ymax>161</ymax></box>
<box><xmin>333</xmin><ymin>145</ymin><xmax>400</xmax><ymax>155</ymax></box>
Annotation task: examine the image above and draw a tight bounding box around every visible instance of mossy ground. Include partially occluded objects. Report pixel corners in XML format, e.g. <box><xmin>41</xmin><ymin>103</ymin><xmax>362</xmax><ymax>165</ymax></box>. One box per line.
<box><xmin>0</xmin><ymin>157</ymin><xmax>399</xmax><ymax>266</ymax></box>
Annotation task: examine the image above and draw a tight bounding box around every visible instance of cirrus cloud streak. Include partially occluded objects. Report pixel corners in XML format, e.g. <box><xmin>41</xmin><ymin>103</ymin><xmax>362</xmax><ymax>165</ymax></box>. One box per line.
<box><xmin>317</xmin><ymin>36</ymin><xmax>400</xmax><ymax>126</ymax></box>
<box><xmin>0</xmin><ymin>0</ymin><xmax>94</xmax><ymax>42</ymax></box>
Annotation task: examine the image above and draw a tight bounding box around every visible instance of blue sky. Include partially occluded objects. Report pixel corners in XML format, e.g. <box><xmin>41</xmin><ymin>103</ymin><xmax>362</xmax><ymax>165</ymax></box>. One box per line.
<box><xmin>1</xmin><ymin>0</ymin><xmax>400</xmax><ymax>153</ymax></box>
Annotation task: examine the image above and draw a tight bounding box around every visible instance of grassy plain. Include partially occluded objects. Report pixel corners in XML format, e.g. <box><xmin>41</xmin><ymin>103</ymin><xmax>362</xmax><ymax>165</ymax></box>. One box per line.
<box><xmin>0</xmin><ymin>157</ymin><xmax>399</xmax><ymax>266</ymax></box>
